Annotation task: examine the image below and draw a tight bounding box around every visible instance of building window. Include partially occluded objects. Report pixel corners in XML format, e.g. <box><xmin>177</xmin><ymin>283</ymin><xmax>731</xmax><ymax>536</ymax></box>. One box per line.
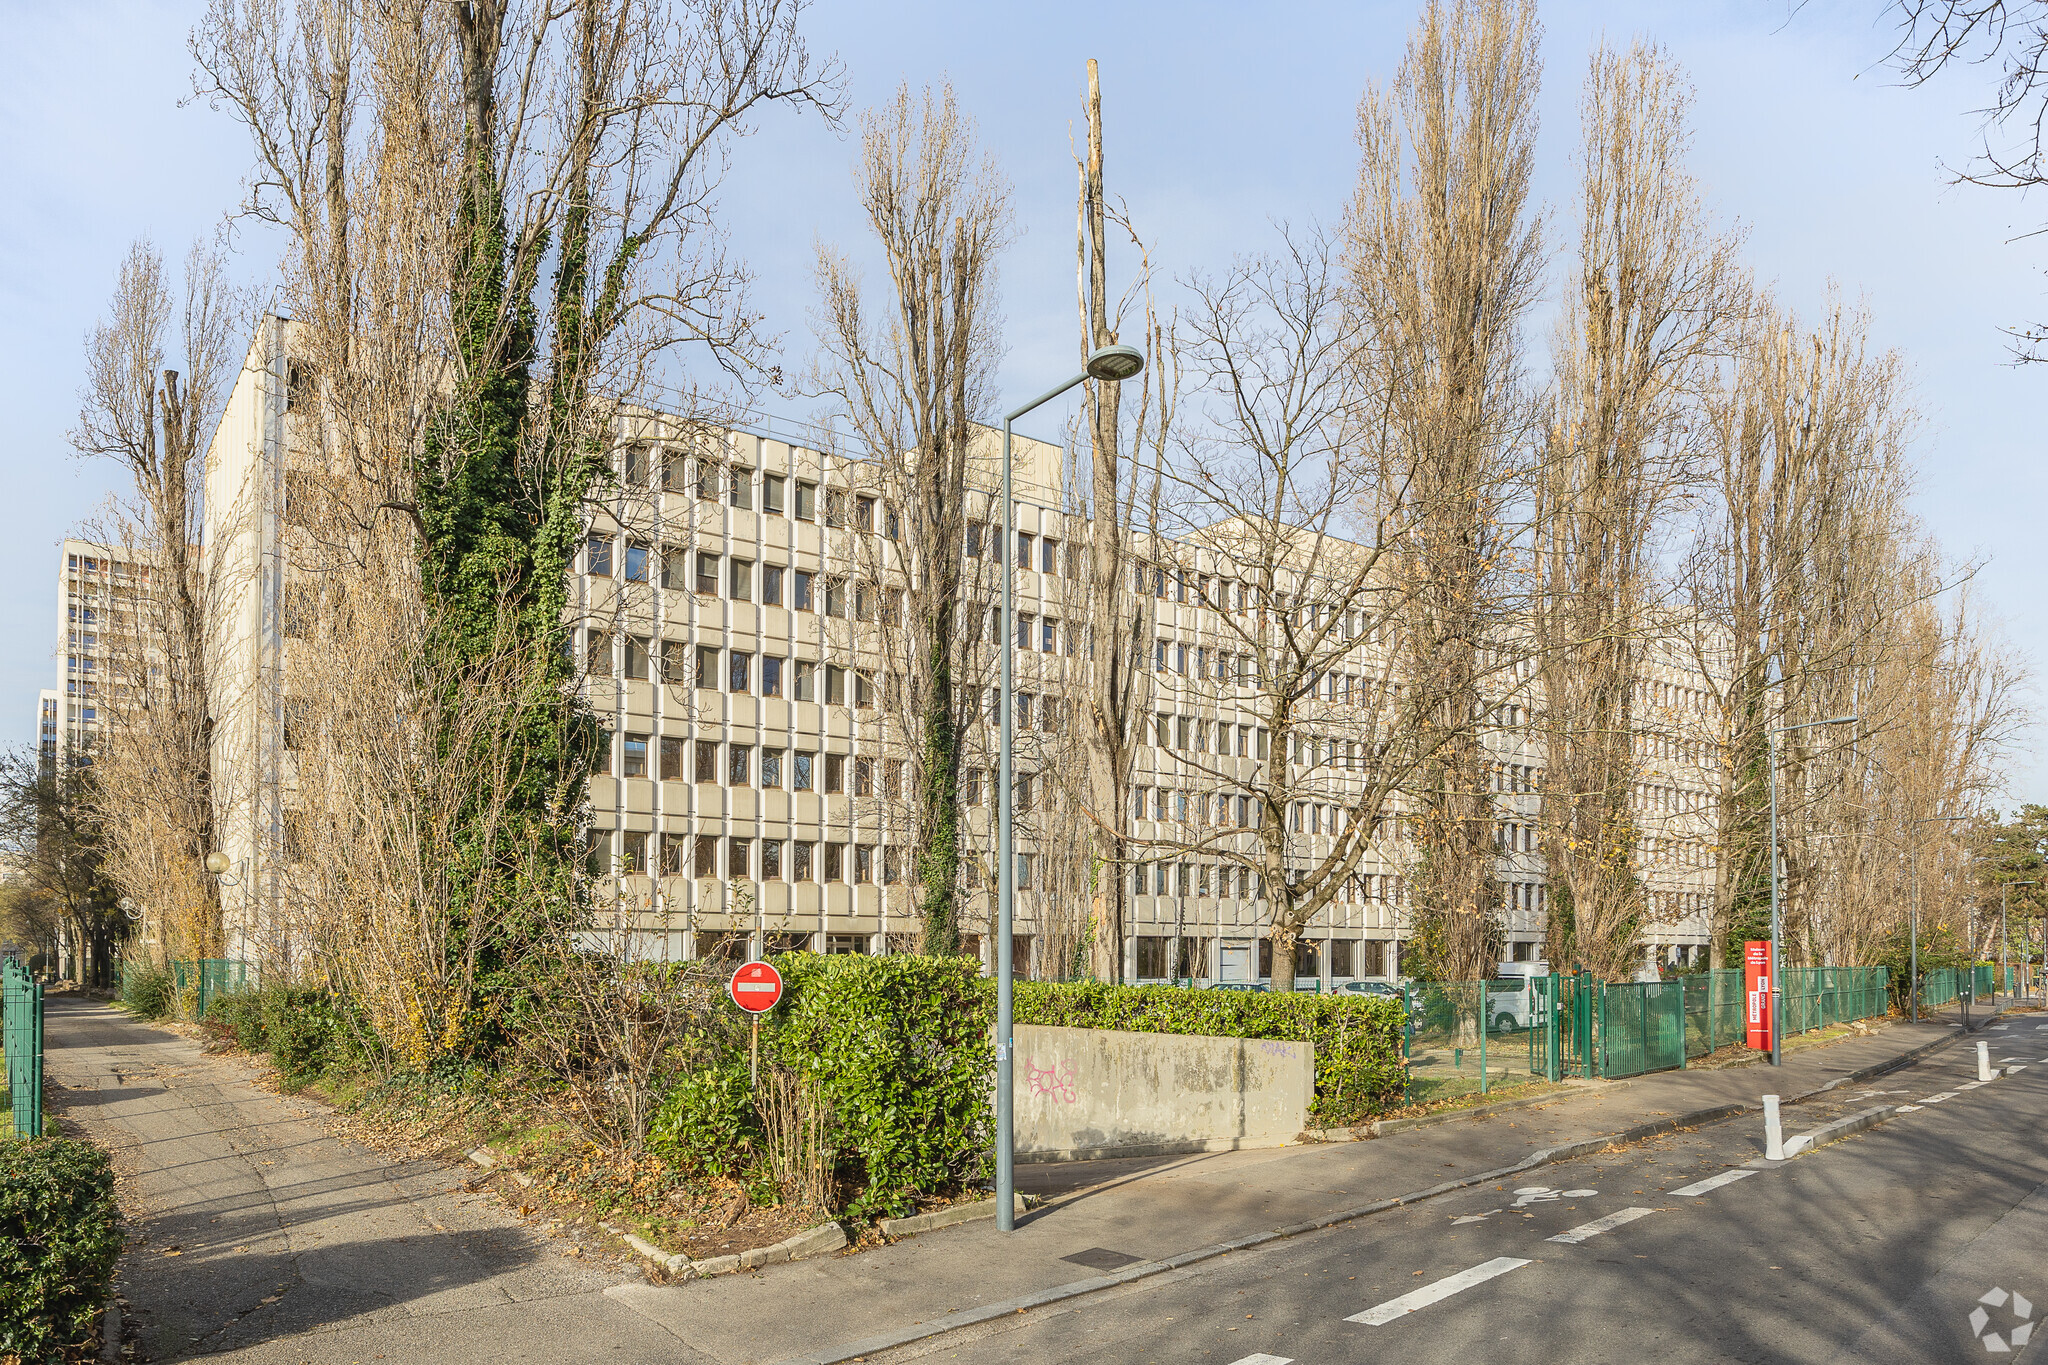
<box><xmin>764</xmin><ymin>474</ymin><xmax>786</xmax><ymax>515</ymax></box>
<box><xmin>824</xmin><ymin>578</ymin><xmax>845</xmax><ymax>617</ymax></box>
<box><xmin>824</xmin><ymin>842</ymin><xmax>844</xmax><ymax>881</ymax></box>
<box><xmin>794</xmin><ymin>481</ymin><xmax>817</xmax><ymax>520</ymax></box>
<box><xmin>824</xmin><ymin>489</ymin><xmax>846</xmax><ymax>527</ymax></box>
<box><xmin>729</xmin><ymin>745</ymin><xmax>752</xmax><ymax>785</ymax></box>
<box><xmin>762</xmin><ymin>564</ymin><xmax>783</xmax><ymax>606</ymax></box>
<box><xmin>882</xmin><ymin>847</ymin><xmax>900</xmax><ymax>884</ymax></box>
<box><xmin>762</xmin><ymin>839</ymin><xmax>783</xmax><ymax>880</ymax></box>
<box><xmin>696</xmin><ymin>552</ymin><xmax>720</xmax><ymax>595</ymax></box>
<box><xmin>660</xmin><ymin>834</ymin><xmax>685</xmax><ymax>876</ymax></box>
<box><xmin>1041</xmin><ymin>537</ymin><xmax>1059</xmax><ymax>573</ymax></box>
<box><xmin>728</xmin><ymin>837</ymin><xmax>752</xmax><ymax>879</ymax></box>
<box><xmin>730</xmin><ymin>557</ymin><xmax>753</xmax><ymax>600</ymax></box>
<box><xmin>853</xmin><ymin>757</ymin><xmax>872</xmax><ymax>797</ymax></box>
<box><xmin>730</xmin><ymin>651</ymin><xmax>752</xmax><ymax>692</ymax></box>
<box><xmin>825</xmin><ymin>665</ymin><xmax>845</xmax><ymax>705</ymax></box>
<box><xmin>824</xmin><ymin>753</ymin><xmax>845</xmax><ymax>793</ymax></box>
<box><xmin>729</xmin><ymin>467</ymin><xmax>753</xmax><ymax>509</ymax></box>
<box><xmin>624</xmin><ymin>636</ymin><xmax>651</xmax><ymax>681</ymax></box>
<box><xmin>586</xmin><ymin>631</ymin><xmax>613</xmax><ymax>676</ymax></box>
<box><xmin>1018</xmin><ymin>613</ymin><xmax>1034</xmax><ymax>650</ymax></box>
<box><xmin>826</xmin><ymin>931</ymin><xmax>865</xmax><ymax>954</ymax></box>
<box><xmin>1016</xmin><ymin>853</ymin><xmax>1034</xmax><ymax>889</ymax></box>
<box><xmin>856</xmin><ymin>495</ymin><xmax>876</xmax><ymax>531</ymax></box>
<box><xmin>761</xmin><ymin>655</ymin><xmax>783</xmax><ymax>698</ymax></box>
<box><xmin>792</xmin><ymin>840</ymin><xmax>813</xmax><ymax>880</ymax></box>
<box><xmin>792</xmin><ymin>570</ymin><xmax>813</xmax><ymax>611</ymax></box>
<box><xmin>624</xmin><ymin>541</ymin><xmax>649</xmax><ymax>582</ymax></box>
<box><xmin>696</xmin><ymin>459</ymin><xmax>722</xmax><ymax>500</ymax></box>
<box><xmin>621</xmin><ymin>830</ymin><xmax>649</xmax><ymax>873</ymax></box>
<box><xmin>696</xmin><ymin>740</ymin><xmax>718</xmax><ymax>783</ymax></box>
<box><xmin>853</xmin><ymin>844</ymin><xmax>873</xmax><ymax>883</ymax></box>
<box><xmin>793</xmin><ymin>661</ymin><xmax>815</xmax><ymax>701</ymax></box>
<box><xmin>760</xmin><ymin>748</ymin><xmax>783</xmax><ymax>788</ymax></box>
<box><xmin>694</xmin><ymin>834</ymin><xmax>718</xmax><ymax>878</ymax></box>
<box><xmin>622</xmin><ymin>734</ymin><xmax>648</xmax><ymax>778</ymax></box>
<box><xmin>1042</xmin><ymin>618</ymin><xmax>1057</xmax><ymax>652</ymax></box>
<box><xmin>660</xmin><ymin>736</ymin><xmax>685</xmax><ymax>781</ymax></box>
<box><xmin>587</xmin><ymin>535</ymin><xmax>614</xmax><ymax>577</ymax></box>
<box><xmin>793</xmin><ymin>752</ymin><xmax>814</xmax><ymax>790</ymax></box>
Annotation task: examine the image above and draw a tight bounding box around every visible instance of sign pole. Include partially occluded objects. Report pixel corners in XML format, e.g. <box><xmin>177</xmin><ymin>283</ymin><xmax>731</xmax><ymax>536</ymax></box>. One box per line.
<box><xmin>751</xmin><ymin>1015</ymin><xmax>760</xmax><ymax>1089</ymax></box>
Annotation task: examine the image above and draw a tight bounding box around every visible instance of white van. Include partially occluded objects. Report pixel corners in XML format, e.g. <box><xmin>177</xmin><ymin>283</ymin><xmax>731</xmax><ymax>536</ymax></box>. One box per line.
<box><xmin>1485</xmin><ymin>961</ymin><xmax>1554</xmax><ymax>1031</ymax></box>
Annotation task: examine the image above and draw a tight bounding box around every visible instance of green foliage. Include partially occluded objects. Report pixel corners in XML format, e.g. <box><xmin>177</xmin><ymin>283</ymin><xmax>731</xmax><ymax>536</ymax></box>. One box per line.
<box><xmin>0</xmin><ymin>1137</ymin><xmax>122</xmax><ymax>1359</ymax></box>
<box><xmin>1013</xmin><ymin>982</ymin><xmax>1408</xmax><ymax>1125</ymax></box>
<box><xmin>769</xmin><ymin>953</ymin><xmax>993</xmax><ymax>1219</ymax></box>
<box><xmin>200</xmin><ymin>985</ymin><xmax>359</xmax><ymax>1089</ymax></box>
<box><xmin>647</xmin><ymin>1061</ymin><xmax>763</xmax><ymax>1180</ymax></box>
<box><xmin>203</xmin><ymin>989</ymin><xmax>267</xmax><ymax>1052</ymax></box>
<box><xmin>118</xmin><ymin>959</ymin><xmax>174</xmax><ymax>1020</ymax></box>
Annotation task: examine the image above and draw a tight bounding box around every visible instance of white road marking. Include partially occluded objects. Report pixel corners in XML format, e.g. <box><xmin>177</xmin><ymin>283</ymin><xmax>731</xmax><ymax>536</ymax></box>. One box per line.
<box><xmin>1348</xmin><ymin>1257</ymin><xmax>1533</xmax><ymax>1325</ymax></box>
<box><xmin>1225</xmin><ymin>1356</ymin><xmax>1293</xmax><ymax>1365</ymax></box>
<box><xmin>2001</xmin><ymin>1062</ymin><xmax>2028</xmax><ymax>1071</ymax></box>
<box><xmin>1670</xmin><ymin>1169</ymin><xmax>1760</xmax><ymax>1198</ymax></box>
<box><xmin>1450</xmin><ymin>1209</ymin><xmax>1500</xmax><ymax>1226</ymax></box>
<box><xmin>1921</xmin><ymin>1092</ymin><xmax>1959</xmax><ymax>1103</ymax></box>
<box><xmin>1958</xmin><ymin>1079</ymin><xmax>1990</xmax><ymax>1090</ymax></box>
<box><xmin>1897</xmin><ymin>1104</ymin><xmax>1923</xmax><ymax>1111</ymax></box>
<box><xmin>1546</xmin><ymin>1207</ymin><xmax>1656</xmax><ymax>1245</ymax></box>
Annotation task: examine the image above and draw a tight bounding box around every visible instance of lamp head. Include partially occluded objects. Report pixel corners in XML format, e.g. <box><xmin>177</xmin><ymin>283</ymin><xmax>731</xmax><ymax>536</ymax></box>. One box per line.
<box><xmin>204</xmin><ymin>851</ymin><xmax>230</xmax><ymax>876</ymax></box>
<box><xmin>1085</xmin><ymin>344</ymin><xmax>1145</xmax><ymax>382</ymax></box>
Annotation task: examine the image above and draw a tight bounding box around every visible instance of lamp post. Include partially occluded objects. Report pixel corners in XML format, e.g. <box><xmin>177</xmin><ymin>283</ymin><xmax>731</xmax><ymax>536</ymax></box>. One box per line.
<box><xmin>2002</xmin><ymin>880</ymin><xmax>2035</xmax><ymax>1004</ymax></box>
<box><xmin>997</xmin><ymin>343</ymin><xmax>1144</xmax><ymax>1234</ymax></box>
<box><xmin>1766</xmin><ymin>714</ymin><xmax>1857</xmax><ymax>1066</ymax></box>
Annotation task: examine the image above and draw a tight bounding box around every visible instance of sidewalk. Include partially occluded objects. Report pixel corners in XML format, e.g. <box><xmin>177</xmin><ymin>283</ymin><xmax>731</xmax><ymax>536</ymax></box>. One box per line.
<box><xmin>604</xmin><ymin>1005</ymin><xmax>2017</xmax><ymax>1365</ymax></box>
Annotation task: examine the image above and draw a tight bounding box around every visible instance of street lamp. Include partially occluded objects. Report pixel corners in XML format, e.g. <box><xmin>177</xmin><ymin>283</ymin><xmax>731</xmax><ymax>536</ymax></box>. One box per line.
<box><xmin>1766</xmin><ymin>713</ymin><xmax>1857</xmax><ymax>1066</ymax></box>
<box><xmin>996</xmin><ymin>344</ymin><xmax>1143</xmax><ymax>1234</ymax></box>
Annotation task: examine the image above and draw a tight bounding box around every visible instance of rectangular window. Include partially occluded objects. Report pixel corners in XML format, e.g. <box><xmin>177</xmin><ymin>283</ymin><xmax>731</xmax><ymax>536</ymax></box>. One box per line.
<box><xmin>586</xmin><ymin>631</ymin><xmax>613</xmax><ymax>676</ymax></box>
<box><xmin>1137</xmin><ymin>936</ymin><xmax>1168</xmax><ymax>980</ymax></box>
<box><xmin>853</xmin><ymin>757</ymin><xmax>872</xmax><ymax>797</ymax></box>
<box><xmin>696</xmin><ymin>552</ymin><xmax>720</xmax><ymax>594</ymax></box>
<box><xmin>853</xmin><ymin>845</ymin><xmax>873</xmax><ymax>883</ymax></box>
<box><xmin>1041</xmin><ymin>618</ymin><xmax>1057</xmax><ymax>652</ymax></box>
<box><xmin>761</xmin><ymin>655</ymin><xmax>784</xmax><ymax>698</ymax></box>
<box><xmin>1016</xmin><ymin>693</ymin><xmax>1034</xmax><ymax>730</ymax></box>
<box><xmin>792</xmin><ymin>570</ymin><xmax>813</xmax><ymax>611</ymax></box>
<box><xmin>1016</xmin><ymin>852</ymin><xmax>1034</xmax><ymax>889</ymax></box>
<box><xmin>886</xmin><ymin>506</ymin><xmax>900</xmax><ymax>539</ymax></box>
<box><xmin>824</xmin><ymin>753</ymin><xmax>845</xmax><ymax>793</ymax></box>
<box><xmin>856</xmin><ymin>495</ymin><xmax>875</xmax><ymax>531</ymax></box>
<box><xmin>621</xmin><ymin>830</ymin><xmax>648</xmax><ymax>873</ymax></box>
<box><xmin>882</xmin><ymin>846</ymin><xmax>900</xmax><ymax>884</ymax></box>
<box><xmin>760</xmin><ymin>748</ymin><xmax>783</xmax><ymax>788</ymax></box>
<box><xmin>793</xmin><ymin>660</ymin><xmax>815</xmax><ymax>702</ymax></box>
<box><xmin>593</xmin><ymin>732</ymin><xmax>613</xmax><ymax>775</ymax></box>
<box><xmin>965</xmin><ymin>522</ymin><xmax>982</xmax><ymax>558</ymax></box>
<box><xmin>728</xmin><ymin>837</ymin><xmax>751</xmax><ymax>878</ymax></box>
<box><xmin>1017</xmin><ymin>531</ymin><xmax>1034</xmax><ymax>567</ymax></box>
<box><xmin>729</xmin><ymin>745</ymin><xmax>752</xmax><ymax>785</ymax></box>
<box><xmin>661</xmin><ymin>834</ymin><xmax>685</xmax><ymax>876</ymax></box>
<box><xmin>586</xmin><ymin>534</ymin><xmax>613</xmax><ymax>577</ymax></box>
<box><xmin>697</xmin><ymin>460</ymin><xmax>722</xmax><ymax>500</ymax></box>
<box><xmin>660</xmin><ymin>736</ymin><xmax>685</xmax><ymax>781</ymax></box>
<box><xmin>764</xmin><ymin>474</ymin><xmax>786</xmax><ymax>515</ymax></box>
<box><xmin>662</xmin><ymin>448</ymin><xmax>687</xmax><ymax>491</ymax></box>
<box><xmin>660</xmin><ymin>545</ymin><xmax>685</xmax><ymax>590</ymax></box>
<box><xmin>695</xmin><ymin>644</ymin><xmax>719</xmax><ymax>688</ymax></box>
<box><xmin>762</xmin><ymin>839</ymin><xmax>783</xmax><ymax>879</ymax></box>
<box><xmin>695</xmin><ymin>834</ymin><xmax>718</xmax><ymax>878</ymax></box>
<box><xmin>623</xmin><ymin>541</ymin><xmax>649</xmax><ymax>583</ymax></box>
<box><xmin>854</xmin><ymin>672</ymin><xmax>873</xmax><ymax>709</ymax></box>
<box><xmin>624</xmin><ymin>636</ymin><xmax>651</xmax><ymax>681</ymax></box>
<box><xmin>792</xmin><ymin>840</ymin><xmax>813</xmax><ymax>880</ymax></box>
<box><xmin>1041</xmin><ymin>537</ymin><xmax>1058</xmax><ymax>573</ymax></box>
<box><xmin>824</xmin><ymin>842</ymin><xmax>844</xmax><ymax>880</ymax></box>
<box><xmin>622</xmin><ymin>734</ymin><xmax>648</xmax><ymax>778</ymax></box>
<box><xmin>795</xmin><ymin>481</ymin><xmax>816</xmax><ymax>520</ymax></box>
<box><xmin>825</xmin><ymin>665</ymin><xmax>845</xmax><ymax>705</ymax></box>
<box><xmin>730</xmin><ymin>557</ymin><xmax>753</xmax><ymax>600</ymax></box>
<box><xmin>696</xmin><ymin>740</ymin><xmax>719</xmax><ymax>783</ymax></box>
<box><xmin>729</xmin><ymin>467</ymin><xmax>753</xmax><ymax>509</ymax></box>
<box><xmin>824</xmin><ymin>489</ymin><xmax>846</xmax><ymax>527</ymax></box>
<box><xmin>1018</xmin><ymin>613</ymin><xmax>1034</xmax><ymax>650</ymax></box>
<box><xmin>824</xmin><ymin>579</ymin><xmax>845</xmax><ymax>617</ymax></box>
<box><xmin>762</xmin><ymin>564</ymin><xmax>783</xmax><ymax>606</ymax></box>
<box><xmin>730</xmin><ymin>652</ymin><xmax>752</xmax><ymax>692</ymax></box>
<box><xmin>965</xmin><ymin>767</ymin><xmax>983</xmax><ymax>805</ymax></box>
<box><xmin>793</xmin><ymin>751</ymin><xmax>815</xmax><ymax>790</ymax></box>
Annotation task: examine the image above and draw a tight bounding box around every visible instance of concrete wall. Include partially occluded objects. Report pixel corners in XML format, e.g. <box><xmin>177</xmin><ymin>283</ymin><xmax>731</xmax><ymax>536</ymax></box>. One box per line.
<box><xmin>1012</xmin><ymin>1023</ymin><xmax>1314</xmax><ymax>1163</ymax></box>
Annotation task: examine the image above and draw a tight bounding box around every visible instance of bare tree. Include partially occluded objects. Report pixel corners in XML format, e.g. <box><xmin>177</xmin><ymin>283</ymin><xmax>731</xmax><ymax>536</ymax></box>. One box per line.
<box><xmin>810</xmin><ymin>82</ymin><xmax>1010</xmax><ymax>955</ymax></box>
<box><xmin>1346</xmin><ymin>0</ymin><xmax>1545</xmax><ymax>983</ymax></box>
<box><xmin>1531</xmin><ymin>40</ymin><xmax>1741</xmax><ymax>981</ymax></box>
<box><xmin>68</xmin><ymin>240</ymin><xmax>241</xmax><ymax>967</ymax></box>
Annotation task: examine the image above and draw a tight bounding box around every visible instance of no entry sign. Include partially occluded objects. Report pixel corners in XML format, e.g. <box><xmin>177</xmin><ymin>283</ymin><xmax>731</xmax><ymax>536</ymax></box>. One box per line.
<box><xmin>729</xmin><ymin>959</ymin><xmax>784</xmax><ymax>1014</ymax></box>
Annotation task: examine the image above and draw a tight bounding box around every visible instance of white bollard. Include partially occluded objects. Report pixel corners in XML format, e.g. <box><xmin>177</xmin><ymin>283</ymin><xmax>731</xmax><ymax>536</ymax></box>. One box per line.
<box><xmin>1978</xmin><ymin>1040</ymin><xmax>1995</xmax><ymax>1082</ymax></box>
<box><xmin>1763</xmin><ymin>1094</ymin><xmax>1785</xmax><ymax>1161</ymax></box>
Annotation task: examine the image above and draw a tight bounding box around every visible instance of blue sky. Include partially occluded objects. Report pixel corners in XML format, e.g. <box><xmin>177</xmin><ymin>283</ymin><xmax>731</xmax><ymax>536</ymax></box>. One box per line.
<box><xmin>5</xmin><ymin>0</ymin><xmax>2044</xmax><ymax>800</ymax></box>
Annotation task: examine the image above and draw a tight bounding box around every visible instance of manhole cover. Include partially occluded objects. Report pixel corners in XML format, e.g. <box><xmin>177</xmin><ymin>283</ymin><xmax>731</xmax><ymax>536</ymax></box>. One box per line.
<box><xmin>1061</xmin><ymin>1247</ymin><xmax>1142</xmax><ymax>1270</ymax></box>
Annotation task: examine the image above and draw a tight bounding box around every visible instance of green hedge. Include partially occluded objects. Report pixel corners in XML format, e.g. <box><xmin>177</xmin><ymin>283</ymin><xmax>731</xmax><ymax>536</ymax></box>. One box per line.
<box><xmin>770</xmin><ymin>954</ymin><xmax>994</xmax><ymax>1218</ymax></box>
<box><xmin>1013</xmin><ymin>982</ymin><xmax>1407</xmax><ymax>1125</ymax></box>
<box><xmin>0</xmin><ymin>1138</ymin><xmax>123</xmax><ymax>1360</ymax></box>
<box><xmin>201</xmin><ymin>984</ymin><xmax>358</xmax><ymax>1089</ymax></box>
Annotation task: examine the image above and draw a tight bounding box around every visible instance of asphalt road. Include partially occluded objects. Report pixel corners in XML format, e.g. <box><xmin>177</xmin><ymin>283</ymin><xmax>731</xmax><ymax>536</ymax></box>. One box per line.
<box><xmin>870</xmin><ymin>1019</ymin><xmax>2048</xmax><ymax>1365</ymax></box>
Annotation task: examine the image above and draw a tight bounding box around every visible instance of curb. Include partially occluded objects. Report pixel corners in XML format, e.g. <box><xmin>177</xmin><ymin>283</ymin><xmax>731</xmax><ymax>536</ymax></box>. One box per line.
<box><xmin>1306</xmin><ymin>1084</ymin><xmax>1603</xmax><ymax>1142</ymax></box>
<box><xmin>878</xmin><ymin>1194</ymin><xmax>1029</xmax><ymax>1239</ymax></box>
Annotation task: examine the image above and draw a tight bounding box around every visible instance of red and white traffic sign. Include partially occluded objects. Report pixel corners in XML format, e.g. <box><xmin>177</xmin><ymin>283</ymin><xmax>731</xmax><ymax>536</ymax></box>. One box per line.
<box><xmin>729</xmin><ymin>959</ymin><xmax>784</xmax><ymax>1014</ymax></box>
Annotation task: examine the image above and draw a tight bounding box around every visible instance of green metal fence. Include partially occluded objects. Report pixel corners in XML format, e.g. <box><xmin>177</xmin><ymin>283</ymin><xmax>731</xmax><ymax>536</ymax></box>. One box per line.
<box><xmin>1679</xmin><ymin>969</ymin><xmax>1744</xmax><ymax>1059</ymax></box>
<box><xmin>1921</xmin><ymin>966</ymin><xmax>1960</xmax><ymax>1009</ymax></box>
<box><xmin>2</xmin><ymin>959</ymin><xmax>44</xmax><ymax>1139</ymax></box>
<box><xmin>173</xmin><ymin>959</ymin><xmax>252</xmax><ymax>1019</ymax></box>
<box><xmin>1600</xmin><ymin>979</ymin><xmax>1689</xmax><ymax>1078</ymax></box>
<box><xmin>1778</xmin><ymin>966</ymin><xmax>1890</xmax><ymax>1037</ymax></box>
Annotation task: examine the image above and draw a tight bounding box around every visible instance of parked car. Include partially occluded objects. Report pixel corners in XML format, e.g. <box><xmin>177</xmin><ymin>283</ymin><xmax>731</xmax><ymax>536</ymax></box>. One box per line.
<box><xmin>1333</xmin><ymin>979</ymin><xmax>1426</xmax><ymax>1021</ymax></box>
<box><xmin>1209</xmin><ymin>981</ymin><xmax>1267</xmax><ymax>993</ymax></box>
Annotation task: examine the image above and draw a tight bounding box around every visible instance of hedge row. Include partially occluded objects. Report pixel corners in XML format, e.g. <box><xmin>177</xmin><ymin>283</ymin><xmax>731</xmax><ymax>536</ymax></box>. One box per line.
<box><xmin>1013</xmin><ymin>981</ymin><xmax>1407</xmax><ymax>1125</ymax></box>
<box><xmin>0</xmin><ymin>1138</ymin><xmax>122</xmax><ymax>1360</ymax></box>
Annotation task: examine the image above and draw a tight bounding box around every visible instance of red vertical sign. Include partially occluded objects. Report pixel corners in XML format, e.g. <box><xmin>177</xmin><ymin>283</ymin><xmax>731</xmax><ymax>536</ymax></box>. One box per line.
<box><xmin>1745</xmin><ymin>940</ymin><xmax>1772</xmax><ymax>1051</ymax></box>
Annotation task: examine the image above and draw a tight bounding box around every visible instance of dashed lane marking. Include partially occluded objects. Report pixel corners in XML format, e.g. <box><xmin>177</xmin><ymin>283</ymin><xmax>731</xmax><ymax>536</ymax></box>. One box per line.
<box><xmin>1546</xmin><ymin>1207</ymin><xmax>1656</xmax><ymax>1245</ymax></box>
<box><xmin>1921</xmin><ymin>1092</ymin><xmax>1960</xmax><ymax>1103</ymax></box>
<box><xmin>1896</xmin><ymin>1104</ymin><xmax>1923</xmax><ymax>1111</ymax></box>
<box><xmin>1225</xmin><ymin>1356</ymin><xmax>1293</xmax><ymax>1365</ymax></box>
<box><xmin>1669</xmin><ymin>1169</ymin><xmax>1760</xmax><ymax>1198</ymax></box>
<box><xmin>1348</xmin><ymin>1257</ymin><xmax>1533</xmax><ymax>1325</ymax></box>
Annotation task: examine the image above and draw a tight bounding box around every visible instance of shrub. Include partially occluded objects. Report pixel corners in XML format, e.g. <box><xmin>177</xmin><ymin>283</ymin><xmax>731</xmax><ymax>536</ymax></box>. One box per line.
<box><xmin>1013</xmin><ymin>982</ymin><xmax>1407</xmax><ymax>1125</ymax></box>
<box><xmin>118</xmin><ymin>960</ymin><xmax>174</xmax><ymax>1020</ymax></box>
<box><xmin>0</xmin><ymin>1138</ymin><xmax>123</xmax><ymax>1360</ymax></box>
<box><xmin>203</xmin><ymin>990</ymin><xmax>267</xmax><ymax>1052</ymax></box>
<box><xmin>647</xmin><ymin>1061</ymin><xmax>763</xmax><ymax>1179</ymax></box>
<box><xmin>769</xmin><ymin>953</ymin><xmax>993</xmax><ymax>1219</ymax></box>
<box><xmin>261</xmin><ymin>986</ymin><xmax>344</xmax><ymax>1088</ymax></box>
